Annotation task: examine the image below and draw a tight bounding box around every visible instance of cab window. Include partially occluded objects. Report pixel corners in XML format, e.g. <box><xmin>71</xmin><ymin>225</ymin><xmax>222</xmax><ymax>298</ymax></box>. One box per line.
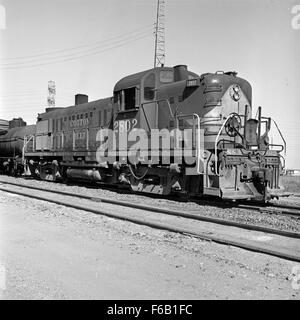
<box><xmin>144</xmin><ymin>73</ymin><xmax>155</xmax><ymax>101</ymax></box>
<box><xmin>114</xmin><ymin>87</ymin><xmax>137</xmax><ymax>111</ymax></box>
<box><xmin>124</xmin><ymin>87</ymin><xmax>136</xmax><ymax>110</ymax></box>
<box><xmin>160</xmin><ymin>70</ymin><xmax>174</xmax><ymax>83</ymax></box>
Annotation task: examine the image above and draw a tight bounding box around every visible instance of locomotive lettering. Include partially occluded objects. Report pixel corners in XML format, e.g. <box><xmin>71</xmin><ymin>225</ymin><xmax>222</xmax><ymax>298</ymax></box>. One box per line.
<box><xmin>70</xmin><ymin>118</ymin><xmax>89</xmax><ymax>128</ymax></box>
<box><xmin>114</xmin><ymin>119</ymin><xmax>138</xmax><ymax>133</ymax></box>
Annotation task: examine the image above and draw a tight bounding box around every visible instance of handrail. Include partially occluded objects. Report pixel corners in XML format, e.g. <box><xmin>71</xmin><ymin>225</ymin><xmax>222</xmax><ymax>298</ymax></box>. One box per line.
<box><xmin>214</xmin><ymin>113</ymin><xmax>237</xmax><ymax>176</ymax></box>
<box><xmin>22</xmin><ymin>135</ymin><xmax>34</xmax><ymax>164</ymax></box>
<box><xmin>271</xmin><ymin>119</ymin><xmax>286</xmax><ymax>160</ymax></box>
<box><xmin>193</xmin><ymin>114</ymin><xmax>201</xmax><ymax>174</ymax></box>
<box><xmin>214</xmin><ymin>115</ymin><xmax>287</xmax><ymax>175</ymax></box>
<box><xmin>279</xmin><ymin>154</ymin><xmax>286</xmax><ymax>173</ymax></box>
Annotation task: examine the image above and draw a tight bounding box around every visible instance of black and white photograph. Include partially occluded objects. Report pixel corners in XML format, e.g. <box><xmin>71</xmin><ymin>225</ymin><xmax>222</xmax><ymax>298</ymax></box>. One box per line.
<box><xmin>0</xmin><ymin>0</ymin><xmax>299</xmax><ymax>302</ymax></box>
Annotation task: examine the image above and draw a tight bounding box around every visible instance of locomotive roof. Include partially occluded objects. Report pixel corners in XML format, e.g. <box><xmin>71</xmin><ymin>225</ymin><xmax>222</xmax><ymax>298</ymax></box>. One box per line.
<box><xmin>114</xmin><ymin>66</ymin><xmax>199</xmax><ymax>92</ymax></box>
<box><xmin>113</xmin><ymin>67</ymin><xmax>176</xmax><ymax>92</ymax></box>
<box><xmin>114</xmin><ymin>68</ymin><xmax>158</xmax><ymax>92</ymax></box>
<box><xmin>38</xmin><ymin>97</ymin><xmax>112</xmax><ymax>120</ymax></box>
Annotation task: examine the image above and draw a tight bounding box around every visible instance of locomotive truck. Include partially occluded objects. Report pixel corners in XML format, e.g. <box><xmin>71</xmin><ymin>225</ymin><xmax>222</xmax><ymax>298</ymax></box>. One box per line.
<box><xmin>0</xmin><ymin>65</ymin><xmax>286</xmax><ymax>202</ymax></box>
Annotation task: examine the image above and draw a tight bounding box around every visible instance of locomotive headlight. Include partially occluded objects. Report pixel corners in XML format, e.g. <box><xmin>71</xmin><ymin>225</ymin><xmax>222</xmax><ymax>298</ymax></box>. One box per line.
<box><xmin>233</xmin><ymin>85</ymin><xmax>240</xmax><ymax>93</ymax></box>
<box><xmin>230</xmin><ymin>84</ymin><xmax>241</xmax><ymax>101</ymax></box>
<box><xmin>233</xmin><ymin>93</ymin><xmax>240</xmax><ymax>101</ymax></box>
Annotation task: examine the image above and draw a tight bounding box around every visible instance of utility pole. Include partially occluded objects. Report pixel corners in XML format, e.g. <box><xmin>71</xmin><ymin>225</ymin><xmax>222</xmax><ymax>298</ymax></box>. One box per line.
<box><xmin>154</xmin><ymin>0</ymin><xmax>165</xmax><ymax>68</ymax></box>
<box><xmin>47</xmin><ymin>80</ymin><xmax>56</xmax><ymax>108</ymax></box>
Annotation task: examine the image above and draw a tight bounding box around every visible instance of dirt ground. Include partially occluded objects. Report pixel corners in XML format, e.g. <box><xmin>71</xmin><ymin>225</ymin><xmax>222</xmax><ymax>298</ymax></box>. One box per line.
<box><xmin>281</xmin><ymin>175</ymin><xmax>300</xmax><ymax>194</ymax></box>
<box><xmin>0</xmin><ymin>190</ymin><xmax>299</xmax><ymax>300</ymax></box>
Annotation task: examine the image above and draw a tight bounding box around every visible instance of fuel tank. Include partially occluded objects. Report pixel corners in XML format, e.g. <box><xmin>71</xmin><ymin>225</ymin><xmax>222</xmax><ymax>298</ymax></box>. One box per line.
<box><xmin>66</xmin><ymin>168</ymin><xmax>102</xmax><ymax>181</ymax></box>
<box><xmin>0</xmin><ymin>125</ymin><xmax>36</xmax><ymax>157</ymax></box>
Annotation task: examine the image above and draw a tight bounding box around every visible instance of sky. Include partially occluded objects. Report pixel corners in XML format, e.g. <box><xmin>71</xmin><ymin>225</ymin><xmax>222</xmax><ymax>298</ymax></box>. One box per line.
<box><xmin>0</xmin><ymin>0</ymin><xmax>299</xmax><ymax>168</ymax></box>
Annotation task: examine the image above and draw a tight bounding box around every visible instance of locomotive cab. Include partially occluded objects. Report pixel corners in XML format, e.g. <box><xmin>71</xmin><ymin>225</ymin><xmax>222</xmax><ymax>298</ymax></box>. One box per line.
<box><xmin>110</xmin><ymin>66</ymin><xmax>286</xmax><ymax>201</ymax></box>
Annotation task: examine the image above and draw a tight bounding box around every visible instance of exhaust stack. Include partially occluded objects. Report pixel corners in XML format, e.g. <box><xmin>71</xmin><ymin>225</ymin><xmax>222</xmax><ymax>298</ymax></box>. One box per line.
<box><xmin>75</xmin><ymin>94</ymin><xmax>88</xmax><ymax>105</ymax></box>
<box><xmin>174</xmin><ymin>65</ymin><xmax>189</xmax><ymax>82</ymax></box>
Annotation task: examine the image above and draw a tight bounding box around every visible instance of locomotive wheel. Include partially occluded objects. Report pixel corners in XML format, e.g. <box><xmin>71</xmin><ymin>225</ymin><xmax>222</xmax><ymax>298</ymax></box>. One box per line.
<box><xmin>39</xmin><ymin>161</ymin><xmax>60</xmax><ymax>181</ymax></box>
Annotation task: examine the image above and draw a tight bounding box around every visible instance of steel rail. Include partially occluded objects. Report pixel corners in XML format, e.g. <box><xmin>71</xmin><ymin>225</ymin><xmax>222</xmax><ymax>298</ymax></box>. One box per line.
<box><xmin>191</xmin><ymin>196</ymin><xmax>300</xmax><ymax>217</ymax></box>
<box><xmin>267</xmin><ymin>202</ymin><xmax>300</xmax><ymax>211</ymax></box>
<box><xmin>0</xmin><ymin>184</ymin><xmax>300</xmax><ymax>263</ymax></box>
<box><xmin>233</xmin><ymin>202</ymin><xmax>300</xmax><ymax>217</ymax></box>
<box><xmin>1</xmin><ymin>177</ymin><xmax>299</xmax><ymax>217</ymax></box>
<box><xmin>0</xmin><ymin>179</ymin><xmax>299</xmax><ymax>240</ymax></box>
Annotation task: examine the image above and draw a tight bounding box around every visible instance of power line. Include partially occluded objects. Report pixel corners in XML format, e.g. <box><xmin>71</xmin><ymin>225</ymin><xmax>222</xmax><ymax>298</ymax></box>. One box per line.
<box><xmin>0</xmin><ymin>96</ymin><xmax>71</xmax><ymax>103</ymax></box>
<box><xmin>0</xmin><ymin>93</ymin><xmax>72</xmax><ymax>101</ymax></box>
<box><xmin>1</xmin><ymin>29</ymin><xmax>152</xmax><ymax>67</ymax></box>
<box><xmin>0</xmin><ymin>24</ymin><xmax>153</xmax><ymax>61</ymax></box>
<box><xmin>1</xmin><ymin>92</ymin><xmax>72</xmax><ymax>98</ymax></box>
<box><xmin>1</xmin><ymin>88</ymin><xmax>73</xmax><ymax>95</ymax></box>
<box><xmin>1</xmin><ymin>31</ymin><xmax>152</xmax><ymax>69</ymax></box>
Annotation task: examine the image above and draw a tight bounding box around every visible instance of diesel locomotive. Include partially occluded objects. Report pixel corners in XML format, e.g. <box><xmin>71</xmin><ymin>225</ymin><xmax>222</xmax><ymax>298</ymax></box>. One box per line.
<box><xmin>0</xmin><ymin>65</ymin><xmax>286</xmax><ymax>202</ymax></box>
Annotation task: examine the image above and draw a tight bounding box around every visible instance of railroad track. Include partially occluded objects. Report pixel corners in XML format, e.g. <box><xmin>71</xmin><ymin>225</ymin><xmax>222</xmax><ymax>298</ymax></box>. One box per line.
<box><xmin>230</xmin><ymin>202</ymin><xmax>300</xmax><ymax>218</ymax></box>
<box><xmin>6</xmin><ymin>176</ymin><xmax>300</xmax><ymax>217</ymax></box>
<box><xmin>0</xmin><ymin>179</ymin><xmax>299</xmax><ymax>262</ymax></box>
<box><xmin>190</xmin><ymin>198</ymin><xmax>300</xmax><ymax>218</ymax></box>
<box><xmin>0</xmin><ymin>179</ymin><xmax>299</xmax><ymax>233</ymax></box>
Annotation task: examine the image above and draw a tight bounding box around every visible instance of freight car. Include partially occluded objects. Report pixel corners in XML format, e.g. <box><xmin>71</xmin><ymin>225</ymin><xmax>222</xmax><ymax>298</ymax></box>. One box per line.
<box><xmin>0</xmin><ymin>118</ymin><xmax>36</xmax><ymax>175</ymax></box>
<box><xmin>0</xmin><ymin>65</ymin><xmax>286</xmax><ymax>202</ymax></box>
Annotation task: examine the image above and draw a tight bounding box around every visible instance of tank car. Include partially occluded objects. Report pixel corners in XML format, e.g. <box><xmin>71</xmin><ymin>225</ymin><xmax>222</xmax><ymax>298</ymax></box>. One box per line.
<box><xmin>2</xmin><ymin>65</ymin><xmax>286</xmax><ymax>202</ymax></box>
<box><xmin>0</xmin><ymin>118</ymin><xmax>36</xmax><ymax>175</ymax></box>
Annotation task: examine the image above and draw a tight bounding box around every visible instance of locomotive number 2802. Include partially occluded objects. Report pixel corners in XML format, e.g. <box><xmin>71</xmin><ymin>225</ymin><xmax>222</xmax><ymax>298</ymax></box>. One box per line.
<box><xmin>114</xmin><ymin>119</ymin><xmax>138</xmax><ymax>133</ymax></box>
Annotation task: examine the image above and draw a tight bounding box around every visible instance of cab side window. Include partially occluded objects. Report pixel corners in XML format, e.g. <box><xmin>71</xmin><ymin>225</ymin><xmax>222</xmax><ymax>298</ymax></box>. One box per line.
<box><xmin>144</xmin><ymin>73</ymin><xmax>155</xmax><ymax>101</ymax></box>
<box><xmin>124</xmin><ymin>87</ymin><xmax>136</xmax><ymax>110</ymax></box>
<box><xmin>114</xmin><ymin>88</ymin><xmax>137</xmax><ymax>111</ymax></box>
